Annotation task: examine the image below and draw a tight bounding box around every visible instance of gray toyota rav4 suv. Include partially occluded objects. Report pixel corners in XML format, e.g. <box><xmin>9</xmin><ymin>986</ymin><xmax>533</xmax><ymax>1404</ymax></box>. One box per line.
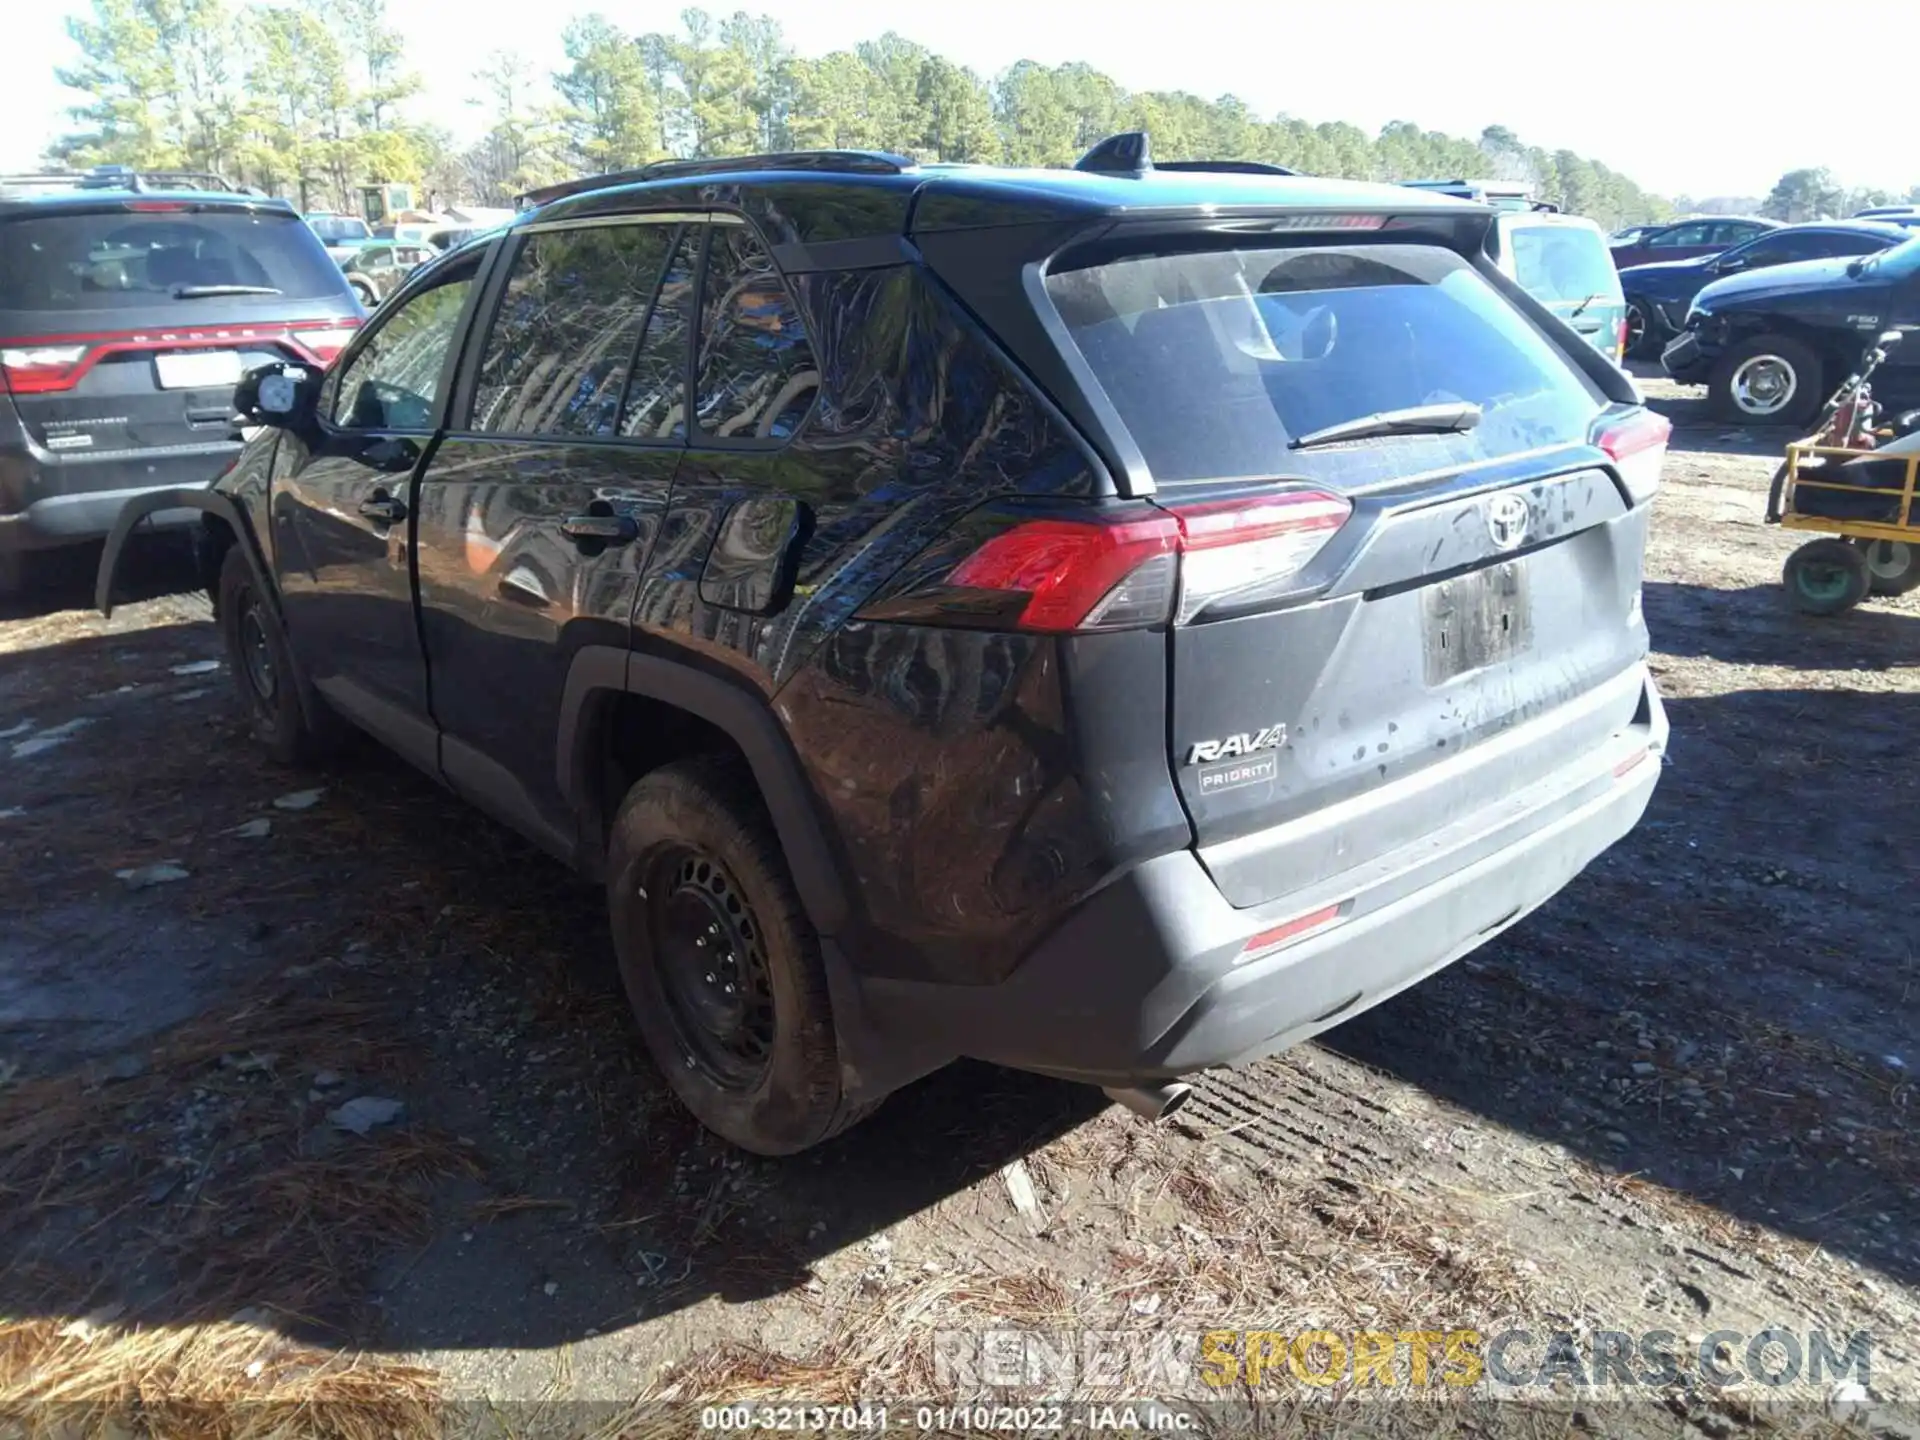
<box><xmin>99</xmin><ymin>137</ymin><xmax>1669</xmax><ymax>1153</ymax></box>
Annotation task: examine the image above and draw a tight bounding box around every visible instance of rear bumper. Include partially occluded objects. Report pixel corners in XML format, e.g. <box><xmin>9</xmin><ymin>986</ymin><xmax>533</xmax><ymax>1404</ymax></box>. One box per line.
<box><xmin>0</xmin><ymin>449</ymin><xmax>235</xmax><ymax>552</ymax></box>
<box><xmin>859</xmin><ymin>669</ymin><xmax>1665</xmax><ymax>1088</ymax></box>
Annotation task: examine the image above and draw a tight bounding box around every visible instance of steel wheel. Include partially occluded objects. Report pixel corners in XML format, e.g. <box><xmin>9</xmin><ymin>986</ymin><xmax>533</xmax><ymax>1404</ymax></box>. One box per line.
<box><xmin>1729</xmin><ymin>353</ymin><xmax>1799</xmax><ymax>418</ymax></box>
<box><xmin>644</xmin><ymin>844</ymin><xmax>776</xmax><ymax>1092</ymax></box>
<box><xmin>238</xmin><ymin>599</ymin><xmax>278</xmax><ymax>704</ymax></box>
<box><xmin>1856</xmin><ymin>538</ymin><xmax>1920</xmax><ymax>596</ymax></box>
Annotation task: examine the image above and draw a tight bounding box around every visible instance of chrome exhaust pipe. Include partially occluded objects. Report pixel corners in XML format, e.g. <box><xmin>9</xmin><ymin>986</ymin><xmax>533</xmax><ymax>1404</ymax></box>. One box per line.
<box><xmin>1101</xmin><ymin>1082</ymin><xmax>1192</xmax><ymax>1123</ymax></box>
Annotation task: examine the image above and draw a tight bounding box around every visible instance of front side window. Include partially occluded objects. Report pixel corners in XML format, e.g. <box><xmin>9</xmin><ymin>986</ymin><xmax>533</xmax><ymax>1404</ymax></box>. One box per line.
<box><xmin>327</xmin><ymin>268</ymin><xmax>473</xmax><ymax>431</ymax></box>
<box><xmin>692</xmin><ymin>225</ymin><xmax>819</xmax><ymax>442</ymax></box>
<box><xmin>1045</xmin><ymin>242</ymin><xmax>1604</xmax><ymax>487</ymax></box>
<box><xmin>471</xmin><ymin>223</ymin><xmax>675</xmax><ymax>438</ymax></box>
<box><xmin>1649</xmin><ymin>223</ymin><xmax>1709</xmax><ymax>249</ymax></box>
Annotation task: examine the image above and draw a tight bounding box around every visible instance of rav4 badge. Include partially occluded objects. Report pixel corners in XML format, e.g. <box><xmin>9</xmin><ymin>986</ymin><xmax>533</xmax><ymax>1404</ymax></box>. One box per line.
<box><xmin>1187</xmin><ymin>724</ymin><xmax>1287</xmax><ymax>766</ymax></box>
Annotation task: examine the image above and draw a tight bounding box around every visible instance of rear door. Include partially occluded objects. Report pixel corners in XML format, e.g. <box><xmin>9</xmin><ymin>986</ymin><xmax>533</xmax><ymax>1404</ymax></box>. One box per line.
<box><xmin>409</xmin><ymin>216</ymin><xmax>689</xmax><ymax>857</ymax></box>
<box><xmin>273</xmin><ymin>250</ymin><xmax>483</xmax><ymax>771</ymax></box>
<box><xmin>0</xmin><ymin>201</ymin><xmax>358</xmax><ymax>502</ymax></box>
<box><xmin>1043</xmin><ymin>240</ymin><xmax>1653</xmax><ymax>905</ymax></box>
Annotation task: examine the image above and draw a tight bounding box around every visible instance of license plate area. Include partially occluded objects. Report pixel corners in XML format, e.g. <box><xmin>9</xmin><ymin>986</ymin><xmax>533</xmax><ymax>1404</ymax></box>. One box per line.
<box><xmin>1423</xmin><ymin>560</ymin><xmax>1531</xmax><ymax>685</ymax></box>
<box><xmin>154</xmin><ymin>350</ymin><xmax>243</xmax><ymax>390</ymax></box>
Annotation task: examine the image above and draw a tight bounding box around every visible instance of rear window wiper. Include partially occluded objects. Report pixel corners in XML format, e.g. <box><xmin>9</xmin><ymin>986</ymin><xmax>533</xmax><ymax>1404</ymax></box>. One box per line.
<box><xmin>170</xmin><ymin>284</ymin><xmax>283</xmax><ymax>298</ymax></box>
<box><xmin>1289</xmin><ymin>401</ymin><xmax>1483</xmax><ymax>450</ymax></box>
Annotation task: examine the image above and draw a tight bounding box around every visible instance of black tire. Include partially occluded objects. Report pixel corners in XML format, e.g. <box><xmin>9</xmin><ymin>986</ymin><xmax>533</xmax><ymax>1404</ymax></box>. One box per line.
<box><xmin>1782</xmin><ymin>538</ymin><xmax>1871</xmax><ymax>615</ymax></box>
<box><xmin>216</xmin><ymin>545</ymin><xmax>342</xmax><ymax>765</ymax></box>
<box><xmin>1624</xmin><ymin>299</ymin><xmax>1660</xmax><ymax>359</ymax></box>
<box><xmin>607</xmin><ymin>755</ymin><xmax>873</xmax><ymax>1154</ymax></box>
<box><xmin>349</xmin><ymin>278</ymin><xmax>377</xmax><ymax>308</ymax></box>
<box><xmin>1709</xmin><ymin>335</ymin><xmax>1823</xmax><ymax>426</ymax></box>
<box><xmin>1854</xmin><ymin>537</ymin><xmax>1920</xmax><ymax>597</ymax></box>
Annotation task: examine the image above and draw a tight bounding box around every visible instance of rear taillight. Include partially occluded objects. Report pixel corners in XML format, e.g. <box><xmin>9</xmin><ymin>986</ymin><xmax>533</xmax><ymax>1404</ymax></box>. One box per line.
<box><xmin>862</xmin><ymin>489</ymin><xmax>1352</xmax><ymax>634</ymax></box>
<box><xmin>0</xmin><ymin>345</ymin><xmax>90</xmax><ymax>395</ymax></box>
<box><xmin>0</xmin><ymin>319</ymin><xmax>361</xmax><ymax>394</ymax></box>
<box><xmin>1594</xmin><ymin>408</ymin><xmax>1670</xmax><ymax>506</ymax></box>
<box><xmin>288</xmin><ymin>322</ymin><xmax>360</xmax><ymax>365</ymax></box>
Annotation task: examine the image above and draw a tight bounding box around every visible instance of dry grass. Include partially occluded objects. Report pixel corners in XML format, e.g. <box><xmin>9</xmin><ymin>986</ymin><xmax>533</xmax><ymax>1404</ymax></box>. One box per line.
<box><xmin>0</xmin><ymin>989</ymin><xmax>475</xmax><ymax>1433</ymax></box>
<box><xmin>0</xmin><ymin>1315</ymin><xmax>441</xmax><ymax>1439</ymax></box>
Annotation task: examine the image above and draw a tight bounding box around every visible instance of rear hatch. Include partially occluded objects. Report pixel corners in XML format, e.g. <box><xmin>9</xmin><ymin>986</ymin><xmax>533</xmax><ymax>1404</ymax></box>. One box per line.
<box><xmin>1041</xmin><ymin>236</ymin><xmax>1661</xmax><ymax>907</ymax></box>
<box><xmin>0</xmin><ymin>200</ymin><xmax>358</xmax><ymax>471</ymax></box>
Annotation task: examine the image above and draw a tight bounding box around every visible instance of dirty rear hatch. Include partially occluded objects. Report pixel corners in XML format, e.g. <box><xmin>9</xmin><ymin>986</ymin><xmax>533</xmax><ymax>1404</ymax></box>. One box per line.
<box><xmin>1043</xmin><ymin>237</ymin><xmax>1659</xmax><ymax>908</ymax></box>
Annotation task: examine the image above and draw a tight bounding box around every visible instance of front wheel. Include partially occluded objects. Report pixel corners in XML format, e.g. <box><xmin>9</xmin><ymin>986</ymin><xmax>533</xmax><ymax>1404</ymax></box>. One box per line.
<box><xmin>1710</xmin><ymin>335</ymin><xmax>1823</xmax><ymax>426</ymax></box>
<box><xmin>1783</xmin><ymin>538</ymin><xmax>1871</xmax><ymax>615</ymax></box>
<box><xmin>1855</xmin><ymin>537</ymin><xmax>1920</xmax><ymax>596</ymax></box>
<box><xmin>217</xmin><ymin>545</ymin><xmax>343</xmax><ymax>765</ymax></box>
<box><xmin>607</xmin><ymin>756</ymin><xmax>875</xmax><ymax>1154</ymax></box>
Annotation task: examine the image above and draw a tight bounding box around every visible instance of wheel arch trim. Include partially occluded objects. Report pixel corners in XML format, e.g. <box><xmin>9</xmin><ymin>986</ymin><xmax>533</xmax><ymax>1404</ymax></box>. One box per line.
<box><xmin>95</xmin><ymin>486</ymin><xmax>271</xmax><ymax>621</ymax></box>
<box><xmin>557</xmin><ymin>645</ymin><xmax>853</xmax><ymax>936</ymax></box>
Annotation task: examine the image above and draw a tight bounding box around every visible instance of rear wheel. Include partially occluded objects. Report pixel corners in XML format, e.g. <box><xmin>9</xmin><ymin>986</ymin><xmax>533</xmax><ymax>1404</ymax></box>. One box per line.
<box><xmin>1710</xmin><ymin>335</ymin><xmax>1822</xmax><ymax>426</ymax></box>
<box><xmin>1624</xmin><ymin>299</ymin><xmax>1659</xmax><ymax>358</ymax></box>
<box><xmin>607</xmin><ymin>756</ymin><xmax>874</xmax><ymax>1154</ymax></box>
<box><xmin>1783</xmin><ymin>538</ymin><xmax>1871</xmax><ymax>615</ymax></box>
<box><xmin>1855</xmin><ymin>537</ymin><xmax>1920</xmax><ymax>596</ymax></box>
<box><xmin>217</xmin><ymin>545</ymin><xmax>342</xmax><ymax>764</ymax></box>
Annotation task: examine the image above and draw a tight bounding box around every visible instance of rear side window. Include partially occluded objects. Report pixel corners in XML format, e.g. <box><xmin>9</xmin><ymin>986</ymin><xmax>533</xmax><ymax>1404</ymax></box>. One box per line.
<box><xmin>1506</xmin><ymin>224</ymin><xmax>1619</xmax><ymax>304</ymax></box>
<box><xmin>0</xmin><ymin>209</ymin><xmax>348</xmax><ymax>313</ymax></box>
<box><xmin>693</xmin><ymin>225</ymin><xmax>818</xmax><ymax>442</ymax></box>
<box><xmin>618</xmin><ymin>225</ymin><xmax>699</xmax><ymax>440</ymax></box>
<box><xmin>1045</xmin><ymin>242</ymin><xmax>1605</xmax><ymax>486</ymax></box>
<box><xmin>471</xmin><ymin>224</ymin><xmax>674</xmax><ymax>437</ymax></box>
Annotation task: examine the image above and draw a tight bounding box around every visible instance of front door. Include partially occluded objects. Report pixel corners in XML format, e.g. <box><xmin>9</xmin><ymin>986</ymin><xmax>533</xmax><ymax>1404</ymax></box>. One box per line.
<box><xmin>410</xmin><ymin>217</ymin><xmax>694</xmax><ymax>859</ymax></box>
<box><xmin>272</xmin><ymin>251</ymin><xmax>483</xmax><ymax>771</ymax></box>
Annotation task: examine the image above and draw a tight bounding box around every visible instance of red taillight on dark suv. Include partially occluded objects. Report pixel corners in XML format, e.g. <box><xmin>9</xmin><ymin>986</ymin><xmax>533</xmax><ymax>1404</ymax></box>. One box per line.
<box><xmin>859</xmin><ymin>489</ymin><xmax>1352</xmax><ymax>634</ymax></box>
<box><xmin>0</xmin><ymin>319</ymin><xmax>360</xmax><ymax>395</ymax></box>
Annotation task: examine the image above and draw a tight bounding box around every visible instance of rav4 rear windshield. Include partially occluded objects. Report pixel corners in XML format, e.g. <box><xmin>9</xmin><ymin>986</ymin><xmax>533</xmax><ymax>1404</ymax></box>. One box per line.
<box><xmin>1044</xmin><ymin>242</ymin><xmax>1605</xmax><ymax>486</ymax></box>
<box><xmin>0</xmin><ymin>209</ymin><xmax>347</xmax><ymax>314</ymax></box>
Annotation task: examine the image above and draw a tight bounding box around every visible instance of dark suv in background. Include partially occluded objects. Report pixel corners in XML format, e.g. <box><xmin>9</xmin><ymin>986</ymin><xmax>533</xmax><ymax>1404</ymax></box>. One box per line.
<box><xmin>0</xmin><ymin>167</ymin><xmax>361</xmax><ymax>593</ymax></box>
<box><xmin>100</xmin><ymin>139</ymin><xmax>1670</xmax><ymax>1154</ymax></box>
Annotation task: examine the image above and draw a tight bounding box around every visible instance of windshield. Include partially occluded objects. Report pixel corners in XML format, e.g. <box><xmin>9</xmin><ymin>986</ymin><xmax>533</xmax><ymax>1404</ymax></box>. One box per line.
<box><xmin>0</xmin><ymin>208</ymin><xmax>350</xmax><ymax>313</ymax></box>
<box><xmin>1044</xmin><ymin>241</ymin><xmax>1604</xmax><ymax>486</ymax></box>
<box><xmin>308</xmin><ymin>215</ymin><xmax>370</xmax><ymax>243</ymax></box>
<box><xmin>1506</xmin><ymin>223</ymin><xmax>1620</xmax><ymax>305</ymax></box>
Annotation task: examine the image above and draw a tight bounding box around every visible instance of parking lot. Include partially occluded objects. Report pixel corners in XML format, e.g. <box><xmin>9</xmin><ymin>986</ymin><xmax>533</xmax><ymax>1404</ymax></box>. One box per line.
<box><xmin>2</xmin><ymin>370</ymin><xmax>1917</xmax><ymax>1433</ymax></box>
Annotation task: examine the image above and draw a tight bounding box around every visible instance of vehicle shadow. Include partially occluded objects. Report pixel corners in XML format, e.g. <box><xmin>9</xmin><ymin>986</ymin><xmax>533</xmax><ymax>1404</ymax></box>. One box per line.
<box><xmin>1644</xmin><ymin>577</ymin><xmax>1920</xmax><ymax>670</ymax></box>
<box><xmin>1324</xmin><ymin>682</ymin><xmax>1920</xmax><ymax>1287</ymax></box>
<box><xmin>0</xmin><ymin>618</ymin><xmax>1104</xmax><ymax>1357</ymax></box>
<box><xmin>0</xmin><ymin>535</ymin><xmax>202</xmax><ymax>625</ymax></box>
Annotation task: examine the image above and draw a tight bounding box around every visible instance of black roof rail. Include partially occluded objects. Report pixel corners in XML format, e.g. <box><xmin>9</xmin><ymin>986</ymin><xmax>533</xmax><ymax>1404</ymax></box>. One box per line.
<box><xmin>517</xmin><ymin>149</ymin><xmax>916</xmax><ymax>211</ymax></box>
<box><xmin>1073</xmin><ymin>132</ymin><xmax>1296</xmax><ymax>178</ymax></box>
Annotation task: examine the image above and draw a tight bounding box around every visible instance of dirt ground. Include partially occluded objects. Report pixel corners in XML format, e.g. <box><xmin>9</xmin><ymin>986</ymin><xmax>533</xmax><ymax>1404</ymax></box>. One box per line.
<box><xmin>2</xmin><ymin>370</ymin><xmax>1917</xmax><ymax>1437</ymax></box>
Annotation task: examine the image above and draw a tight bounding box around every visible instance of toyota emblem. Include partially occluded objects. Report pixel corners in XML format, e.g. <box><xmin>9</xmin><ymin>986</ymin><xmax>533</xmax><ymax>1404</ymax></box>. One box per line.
<box><xmin>1485</xmin><ymin>493</ymin><xmax>1530</xmax><ymax>551</ymax></box>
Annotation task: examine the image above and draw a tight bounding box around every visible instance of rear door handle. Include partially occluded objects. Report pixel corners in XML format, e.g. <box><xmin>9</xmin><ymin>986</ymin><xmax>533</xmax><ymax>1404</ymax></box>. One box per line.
<box><xmin>358</xmin><ymin>494</ymin><xmax>407</xmax><ymax>525</ymax></box>
<box><xmin>560</xmin><ymin>513</ymin><xmax>638</xmax><ymax>545</ymax></box>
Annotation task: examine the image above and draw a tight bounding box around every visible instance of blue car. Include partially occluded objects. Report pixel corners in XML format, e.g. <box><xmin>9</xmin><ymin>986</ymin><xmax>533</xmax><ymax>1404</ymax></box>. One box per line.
<box><xmin>1622</xmin><ymin>221</ymin><xmax>1908</xmax><ymax>357</ymax></box>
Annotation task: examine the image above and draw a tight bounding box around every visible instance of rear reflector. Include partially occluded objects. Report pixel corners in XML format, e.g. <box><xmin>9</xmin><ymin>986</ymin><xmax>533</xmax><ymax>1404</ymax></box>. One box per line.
<box><xmin>1594</xmin><ymin>408</ymin><xmax>1670</xmax><ymax>506</ymax></box>
<box><xmin>1239</xmin><ymin>902</ymin><xmax>1348</xmax><ymax>963</ymax></box>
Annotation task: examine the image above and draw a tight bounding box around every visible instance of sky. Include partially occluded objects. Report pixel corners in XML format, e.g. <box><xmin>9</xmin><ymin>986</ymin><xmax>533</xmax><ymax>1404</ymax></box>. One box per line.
<box><xmin>10</xmin><ymin>0</ymin><xmax>1917</xmax><ymax>201</ymax></box>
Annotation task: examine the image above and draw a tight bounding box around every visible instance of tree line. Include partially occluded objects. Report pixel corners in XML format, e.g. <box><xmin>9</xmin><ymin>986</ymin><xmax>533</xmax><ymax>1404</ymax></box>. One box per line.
<box><xmin>46</xmin><ymin>0</ymin><xmax>1825</xmax><ymax>230</ymax></box>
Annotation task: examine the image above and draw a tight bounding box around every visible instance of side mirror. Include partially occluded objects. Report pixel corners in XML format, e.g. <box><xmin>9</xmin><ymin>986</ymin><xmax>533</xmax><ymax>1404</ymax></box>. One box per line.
<box><xmin>1713</xmin><ymin>255</ymin><xmax>1746</xmax><ymax>274</ymax></box>
<box><xmin>233</xmin><ymin>360</ymin><xmax>319</xmax><ymax>431</ymax></box>
<box><xmin>1880</xmin><ymin>329</ymin><xmax>1904</xmax><ymax>350</ymax></box>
